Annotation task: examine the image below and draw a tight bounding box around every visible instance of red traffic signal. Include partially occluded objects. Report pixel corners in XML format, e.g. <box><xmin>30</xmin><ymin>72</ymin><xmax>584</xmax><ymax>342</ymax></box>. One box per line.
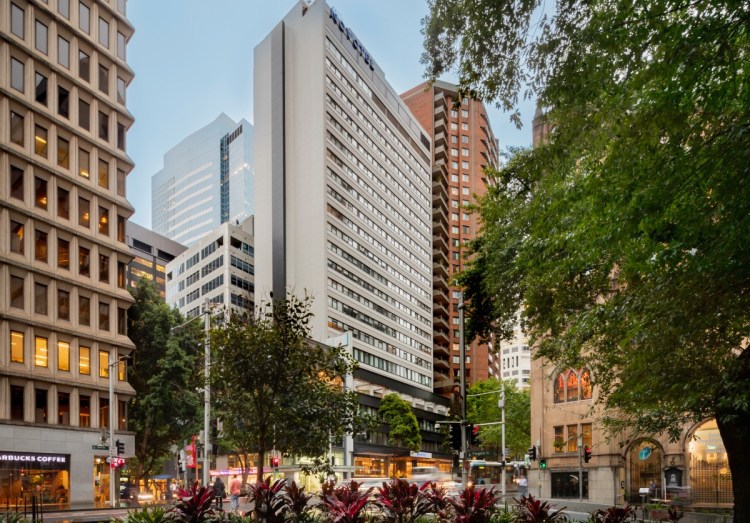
<box><xmin>469</xmin><ymin>424</ymin><xmax>480</xmax><ymax>446</ymax></box>
<box><xmin>584</xmin><ymin>445</ymin><xmax>592</xmax><ymax>463</ymax></box>
<box><xmin>271</xmin><ymin>456</ymin><xmax>280</xmax><ymax>468</ymax></box>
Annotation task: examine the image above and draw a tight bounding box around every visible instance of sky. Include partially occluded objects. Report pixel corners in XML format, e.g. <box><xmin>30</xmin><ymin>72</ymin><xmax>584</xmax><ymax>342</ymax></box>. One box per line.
<box><xmin>126</xmin><ymin>0</ymin><xmax>536</xmax><ymax>228</ymax></box>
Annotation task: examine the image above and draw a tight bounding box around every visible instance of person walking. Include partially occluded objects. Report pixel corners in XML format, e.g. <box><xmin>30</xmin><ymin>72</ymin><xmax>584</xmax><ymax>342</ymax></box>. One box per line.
<box><xmin>229</xmin><ymin>475</ymin><xmax>242</xmax><ymax>513</ymax></box>
<box><xmin>213</xmin><ymin>477</ymin><xmax>226</xmax><ymax>511</ymax></box>
<box><xmin>518</xmin><ymin>475</ymin><xmax>528</xmax><ymax>497</ymax></box>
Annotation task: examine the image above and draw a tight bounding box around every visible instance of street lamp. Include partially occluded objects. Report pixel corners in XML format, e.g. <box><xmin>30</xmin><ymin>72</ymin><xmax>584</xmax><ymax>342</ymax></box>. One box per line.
<box><xmin>109</xmin><ymin>353</ymin><xmax>131</xmax><ymax>508</ymax></box>
<box><xmin>458</xmin><ymin>293</ymin><xmax>468</xmax><ymax>487</ymax></box>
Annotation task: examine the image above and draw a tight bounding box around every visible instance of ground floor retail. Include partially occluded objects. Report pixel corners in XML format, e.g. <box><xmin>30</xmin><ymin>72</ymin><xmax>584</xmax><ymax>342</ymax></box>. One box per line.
<box><xmin>0</xmin><ymin>424</ymin><xmax>134</xmax><ymax>508</ymax></box>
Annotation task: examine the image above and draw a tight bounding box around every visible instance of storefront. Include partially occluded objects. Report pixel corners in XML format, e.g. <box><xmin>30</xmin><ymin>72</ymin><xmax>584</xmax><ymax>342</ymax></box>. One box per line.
<box><xmin>0</xmin><ymin>451</ymin><xmax>71</xmax><ymax>509</ymax></box>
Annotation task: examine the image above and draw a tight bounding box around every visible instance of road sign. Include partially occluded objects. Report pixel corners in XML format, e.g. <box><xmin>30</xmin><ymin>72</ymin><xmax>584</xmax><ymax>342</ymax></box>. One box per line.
<box><xmin>92</xmin><ymin>445</ymin><xmax>109</xmax><ymax>450</ymax></box>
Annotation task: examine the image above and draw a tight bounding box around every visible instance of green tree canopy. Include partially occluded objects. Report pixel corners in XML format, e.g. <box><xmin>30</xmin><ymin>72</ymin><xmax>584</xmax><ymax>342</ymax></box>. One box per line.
<box><xmin>467</xmin><ymin>379</ymin><xmax>530</xmax><ymax>461</ymax></box>
<box><xmin>423</xmin><ymin>1</ymin><xmax>750</xmax><ymax>519</ymax></box>
<box><xmin>209</xmin><ymin>293</ymin><xmax>368</xmax><ymax>482</ymax></box>
<box><xmin>378</xmin><ymin>393</ymin><xmax>422</xmax><ymax>453</ymax></box>
<box><xmin>127</xmin><ymin>279</ymin><xmax>202</xmax><ymax>485</ymax></box>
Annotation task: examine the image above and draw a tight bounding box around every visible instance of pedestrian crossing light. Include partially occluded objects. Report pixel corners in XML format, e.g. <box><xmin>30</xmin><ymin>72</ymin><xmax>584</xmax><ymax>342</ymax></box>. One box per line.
<box><xmin>272</xmin><ymin>456</ymin><xmax>280</xmax><ymax>468</ymax></box>
<box><xmin>116</xmin><ymin>439</ymin><xmax>125</xmax><ymax>455</ymax></box>
<box><xmin>540</xmin><ymin>459</ymin><xmax>547</xmax><ymax>469</ymax></box>
<box><xmin>528</xmin><ymin>446</ymin><xmax>537</xmax><ymax>461</ymax></box>
<box><xmin>584</xmin><ymin>445</ymin><xmax>592</xmax><ymax>463</ymax></box>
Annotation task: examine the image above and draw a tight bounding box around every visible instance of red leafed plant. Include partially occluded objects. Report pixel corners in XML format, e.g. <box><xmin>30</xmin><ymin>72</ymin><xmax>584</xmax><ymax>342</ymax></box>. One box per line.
<box><xmin>319</xmin><ymin>480</ymin><xmax>373</xmax><ymax>523</ymax></box>
<box><xmin>515</xmin><ymin>494</ymin><xmax>568</xmax><ymax>522</ymax></box>
<box><xmin>283</xmin><ymin>480</ymin><xmax>314</xmax><ymax>523</ymax></box>
<box><xmin>665</xmin><ymin>506</ymin><xmax>685</xmax><ymax>522</ymax></box>
<box><xmin>247</xmin><ymin>477</ymin><xmax>288</xmax><ymax>523</ymax></box>
<box><xmin>593</xmin><ymin>505</ymin><xmax>635</xmax><ymax>522</ymax></box>
<box><xmin>170</xmin><ymin>483</ymin><xmax>216</xmax><ymax>523</ymax></box>
<box><xmin>420</xmin><ymin>481</ymin><xmax>452</xmax><ymax>520</ymax></box>
<box><xmin>375</xmin><ymin>479</ymin><xmax>433</xmax><ymax>523</ymax></box>
<box><xmin>446</xmin><ymin>484</ymin><xmax>500</xmax><ymax>523</ymax></box>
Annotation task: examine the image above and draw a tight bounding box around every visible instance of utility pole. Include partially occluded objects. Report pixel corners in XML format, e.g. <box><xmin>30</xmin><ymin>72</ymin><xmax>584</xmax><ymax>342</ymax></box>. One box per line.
<box><xmin>500</xmin><ymin>381</ymin><xmax>506</xmax><ymax>497</ymax></box>
<box><xmin>578</xmin><ymin>433</ymin><xmax>583</xmax><ymax>501</ymax></box>
<box><xmin>458</xmin><ymin>293</ymin><xmax>468</xmax><ymax>487</ymax></box>
<box><xmin>203</xmin><ymin>298</ymin><xmax>211</xmax><ymax>487</ymax></box>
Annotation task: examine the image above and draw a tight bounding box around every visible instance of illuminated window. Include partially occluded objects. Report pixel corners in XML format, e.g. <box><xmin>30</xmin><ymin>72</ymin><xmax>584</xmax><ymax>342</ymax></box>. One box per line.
<box><xmin>57</xmin><ymin>136</ymin><xmax>69</xmax><ymax>168</ymax></box>
<box><xmin>35</xmin><ymin>336</ymin><xmax>48</xmax><ymax>367</ymax></box>
<box><xmin>99</xmin><ymin>350</ymin><xmax>109</xmax><ymax>377</ymax></box>
<box><xmin>35</xmin><ymin>177</ymin><xmax>47</xmax><ymax>209</ymax></box>
<box><xmin>98</xmin><ymin>206</ymin><xmax>109</xmax><ymax>235</ymax></box>
<box><xmin>566</xmin><ymin>424</ymin><xmax>578</xmax><ymax>453</ymax></box>
<box><xmin>554</xmin><ymin>373</ymin><xmax>565</xmax><ymax>403</ymax></box>
<box><xmin>567</xmin><ymin>370</ymin><xmax>579</xmax><ymax>402</ymax></box>
<box><xmin>58</xmin><ymin>341</ymin><xmax>70</xmax><ymax>371</ymax></box>
<box><xmin>79</xmin><ymin>346</ymin><xmax>91</xmax><ymax>374</ymax></box>
<box><xmin>581</xmin><ymin>369</ymin><xmax>592</xmax><ymax>399</ymax></box>
<box><xmin>79</xmin><ymin>246</ymin><xmax>90</xmax><ymax>277</ymax></box>
<box><xmin>79</xmin><ymin>148</ymin><xmax>90</xmax><ymax>178</ymax></box>
<box><xmin>11</xmin><ymin>331</ymin><xmax>24</xmax><ymax>363</ymax></box>
<box><xmin>118</xmin><ymin>359</ymin><xmax>126</xmax><ymax>381</ymax></box>
<box><xmin>35</xmin><ymin>229</ymin><xmax>48</xmax><ymax>262</ymax></box>
<box><xmin>79</xmin><ymin>197</ymin><xmax>90</xmax><ymax>227</ymax></box>
<box><xmin>58</xmin><ymin>238</ymin><xmax>70</xmax><ymax>268</ymax></box>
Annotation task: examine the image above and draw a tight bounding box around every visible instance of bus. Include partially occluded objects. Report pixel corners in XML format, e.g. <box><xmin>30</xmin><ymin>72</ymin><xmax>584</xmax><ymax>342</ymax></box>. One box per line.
<box><xmin>468</xmin><ymin>460</ymin><xmax>527</xmax><ymax>492</ymax></box>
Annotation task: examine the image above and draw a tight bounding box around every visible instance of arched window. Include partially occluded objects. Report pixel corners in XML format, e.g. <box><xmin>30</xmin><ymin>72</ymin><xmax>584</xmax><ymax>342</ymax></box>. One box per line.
<box><xmin>567</xmin><ymin>370</ymin><xmax>579</xmax><ymax>401</ymax></box>
<box><xmin>554</xmin><ymin>373</ymin><xmax>565</xmax><ymax>403</ymax></box>
<box><xmin>580</xmin><ymin>369</ymin><xmax>592</xmax><ymax>399</ymax></box>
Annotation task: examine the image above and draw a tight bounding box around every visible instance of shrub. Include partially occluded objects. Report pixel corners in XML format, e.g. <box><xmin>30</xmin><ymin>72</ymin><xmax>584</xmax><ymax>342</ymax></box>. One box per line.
<box><xmin>375</xmin><ymin>479</ymin><xmax>433</xmax><ymax>523</ymax></box>
<box><xmin>117</xmin><ymin>506</ymin><xmax>171</xmax><ymax>523</ymax></box>
<box><xmin>0</xmin><ymin>513</ymin><xmax>29</xmax><ymax>523</ymax></box>
<box><xmin>591</xmin><ymin>506</ymin><xmax>634</xmax><ymax>523</ymax></box>
<box><xmin>514</xmin><ymin>495</ymin><xmax>568</xmax><ymax>522</ymax></box>
<box><xmin>446</xmin><ymin>484</ymin><xmax>501</xmax><ymax>523</ymax></box>
<box><xmin>319</xmin><ymin>480</ymin><xmax>373</xmax><ymax>523</ymax></box>
<box><xmin>284</xmin><ymin>480</ymin><xmax>315</xmax><ymax>523</ymax></box>
<box><xmin>247</xmin><ymin>478</ymin><xmax>288</xmax><ymax>523</ymax></box>
<box><xmin>170</xmin><ymin>483</ymin><xmax>216</xmax><ymax>523</ymax></box>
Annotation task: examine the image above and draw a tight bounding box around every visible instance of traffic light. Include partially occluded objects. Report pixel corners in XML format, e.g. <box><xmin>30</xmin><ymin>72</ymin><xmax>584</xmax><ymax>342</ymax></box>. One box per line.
<box><xmin>540</xmin><ymin>459</ymin><xmax>547</xmax><ymax>469</ymax></box>
<box><xmin>272</xmin><ymin>456</ymin><xmax>280</xmax><ymax>468</ymax></box>
<box><xmin>449</xmin><ymin>423</ymin><xmax>462</xmax><ymax>450</ymax></box>
<box><xmin>528</xmin><ymin>446</ymin><xmax>537</xmax><ymax>461</ymax></box>
<box><xmin>469</xmin><ymin>424</ymin><xmax>480</xmax><ymax>446</ymax></box>
<box><xmin>116</xmin><ymin>439</ymin><xmax>125</xmax><ymax>455</ymax></box>
<box><xmin>584</xmin><ymin>444</ymin><xmax>592</xmax><ymax>463</ymax></box>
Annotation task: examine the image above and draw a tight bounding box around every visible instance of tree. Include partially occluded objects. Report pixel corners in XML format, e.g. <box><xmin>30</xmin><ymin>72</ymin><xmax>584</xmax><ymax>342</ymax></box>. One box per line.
<box><xmin>423</xmin><ymin>1</ymin><xmax>750</xmax><ymax>520</ymax></box>
<box><xmin>378</xmin><ymin>393</ymin><xmax>422</xmax><ymax>453</ymax></box>
<box><xmin>467</xmin><ymin>379</ymin><xmax>530</xmax><ymax>460</ymax></box>
<box><xmin>127</xmin><ymin>279</ymin><xmax>202</xmax><ymax>487</ymax></box>
<box><xmin>209</xmin><ymin>293</ymin><xmax>368</xmax><ymax>483</ymax></box>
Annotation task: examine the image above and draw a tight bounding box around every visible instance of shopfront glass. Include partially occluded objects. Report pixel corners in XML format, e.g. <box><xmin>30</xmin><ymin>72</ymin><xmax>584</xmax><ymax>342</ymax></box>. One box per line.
<box><xmin>689</xmin><ymin>420</ymin><xmax>732</xmax><ymax>504</ymax></box>
<box><xmin>93</xmin><ymin>456</ymin><xmax>112</xmax><ymax>506</ymax></box>
<box><xmin>0</xmin><ymin>451</ymin><xmax>70</xmax><ymax>508</ymax></box>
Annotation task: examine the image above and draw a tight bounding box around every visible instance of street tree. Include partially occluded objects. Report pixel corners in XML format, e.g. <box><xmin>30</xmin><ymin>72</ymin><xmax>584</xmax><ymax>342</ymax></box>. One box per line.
<box><xmin>423</xmin><ymin>1</ymin><xmax>750</xmax><ymax>519</ymax></box>
<box><xmin>209</xmin><ymin>293</ymin><xmax>367</xmax><ymax>483</ymax></box>
<box><xmin>127</xmin><ymin>279</ymin><xmax>202</xmax><ymax>487</ymax></box>
<box><xmin>378</xmin><ymin>393</ymin><xmax>422</xmax><ymax>453</ymax></box>
<box><xmin>467</xmin><ymin>379</ymin><xmax>530</xmax><ymax>461</ymax></box>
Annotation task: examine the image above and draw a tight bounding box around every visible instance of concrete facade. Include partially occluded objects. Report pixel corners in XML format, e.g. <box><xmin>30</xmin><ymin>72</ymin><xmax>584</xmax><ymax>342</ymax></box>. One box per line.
<box><xmin>1</xmin><ymin>0</ymin><xmax>136</xmax><ymax>506</ymax></box>
<box><xmin>126</xmin><ymin>221</ymin><xmax>186</xmax><ymax>298</ymax></box>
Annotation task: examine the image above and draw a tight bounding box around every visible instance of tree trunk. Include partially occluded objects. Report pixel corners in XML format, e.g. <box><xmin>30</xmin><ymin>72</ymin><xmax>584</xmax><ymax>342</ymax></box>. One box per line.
<box><xmin>256</xmin><ymin>449</ymin><xmax>265</xmax><ymax>483</ymax></box>
<box><xmin>716</xmin><ymin>415</ymin><xmax>748</xmax><ymax>523</ymax></box>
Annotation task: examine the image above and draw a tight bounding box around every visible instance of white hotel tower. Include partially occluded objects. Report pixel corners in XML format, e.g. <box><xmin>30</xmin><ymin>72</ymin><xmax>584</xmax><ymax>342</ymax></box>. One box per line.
<box><xmin>254</xmin><ymin>1</ymin><xmax>438</xmax><ymax>395</ymax></box>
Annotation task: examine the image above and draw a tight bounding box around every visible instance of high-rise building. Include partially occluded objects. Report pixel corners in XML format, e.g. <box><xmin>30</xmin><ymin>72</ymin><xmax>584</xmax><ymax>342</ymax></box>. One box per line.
<box><xmin>126</xmin><ymin>222</ymin><xmax>186</xmax><ymax>298</ymax></box>
<box><xmin>165</xmin><ymin>216</ymin><xmax>254</xmax><ymax>319</ymax></box>
<box><xmin>151</xmin><ymin>113</ymin><xmax>253</xmax><ymax>248</ymax></box>
<box><xmin>254</xmin><ymin>0</ymin><xmax>451</xmax><ymax>477</ymax></box>
<box><xmin>1</xmin><ymin>0</ymin><xmax>135</xmax><ymax>506</ymax></box>
<box><xmin>401</xmin><ymin>80</ymin><xmax>500</xmax><ymax>395</ymax></box>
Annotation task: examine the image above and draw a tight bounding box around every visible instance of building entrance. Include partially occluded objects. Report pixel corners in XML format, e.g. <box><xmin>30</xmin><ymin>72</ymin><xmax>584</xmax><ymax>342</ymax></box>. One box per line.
<box><xmin>628</xmin><ymin>440</ymin><xmax>662</xmax><ymax>502</ymax></box>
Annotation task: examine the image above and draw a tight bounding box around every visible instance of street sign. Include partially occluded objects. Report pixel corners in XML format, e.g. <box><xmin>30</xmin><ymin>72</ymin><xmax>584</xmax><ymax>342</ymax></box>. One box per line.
<box><xmin>92</xmin><ymin>445</ymin><xmax>109</xmax><ymax>450</ymax></box>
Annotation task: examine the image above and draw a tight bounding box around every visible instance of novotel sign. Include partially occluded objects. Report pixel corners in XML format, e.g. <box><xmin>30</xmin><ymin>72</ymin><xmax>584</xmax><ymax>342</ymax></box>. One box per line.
<box><xmin>329</xmin><ymin>8</ymin><xmax>375</xmax><ymax>71</ymax></box>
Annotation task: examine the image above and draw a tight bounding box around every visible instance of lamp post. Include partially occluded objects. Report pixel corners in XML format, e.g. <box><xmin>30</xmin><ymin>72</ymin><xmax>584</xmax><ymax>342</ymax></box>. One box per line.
<box><xmin>109</xmin><ymin>353</ymin><xmax>130</xmax><ymax>508</ymax></box>
<box><xmin>172</xmin><ymin>298</ymin><xmax>213</xmax><ymax>487</ymax></box>
<box><xmin>458</xmin><ymin>293</ymin><xmax>468</xmax><ymax>487</ymax></box>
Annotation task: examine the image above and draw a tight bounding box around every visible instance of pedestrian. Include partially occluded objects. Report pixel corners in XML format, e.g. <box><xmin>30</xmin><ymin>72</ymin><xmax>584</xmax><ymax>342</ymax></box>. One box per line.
<box><xmin>213</xmin><ymin>477</ymin><xmax>226</xmax><ymax>511</ymax></box>
<box><xmin>229</xmin><ymin>474</ymin><xmax>242</xmax><ymax>513</ymax></box>
<box><xmin>518</xmin><ymin>475</ymin><xmax>528</xmax><ymax>497</ymax></box>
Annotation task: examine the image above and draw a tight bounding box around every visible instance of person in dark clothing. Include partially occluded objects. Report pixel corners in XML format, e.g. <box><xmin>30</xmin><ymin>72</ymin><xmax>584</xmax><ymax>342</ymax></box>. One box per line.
<box><xmin>213</xmin><ymin>477</ymin><xmax>226</xmax><ymax>511</ymax></box>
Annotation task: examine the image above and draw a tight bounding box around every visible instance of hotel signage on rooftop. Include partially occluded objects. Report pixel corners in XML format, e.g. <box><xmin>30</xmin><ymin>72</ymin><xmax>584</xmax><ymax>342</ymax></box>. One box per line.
<box><xmin>329</xmin><ymin>8</ymin><xmax>375</xmax><ymax>71</ymax></box>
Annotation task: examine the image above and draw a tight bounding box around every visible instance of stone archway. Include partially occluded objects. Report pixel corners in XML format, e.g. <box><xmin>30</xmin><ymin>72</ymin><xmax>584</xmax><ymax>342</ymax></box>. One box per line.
<box><xmin>627</xmin><ymin>439</ymin><xmax>663</xmax><ymax>502</ymax></box>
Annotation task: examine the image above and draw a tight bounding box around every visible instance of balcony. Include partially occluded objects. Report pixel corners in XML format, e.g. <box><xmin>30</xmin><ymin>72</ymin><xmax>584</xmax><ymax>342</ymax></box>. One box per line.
<box><xmin>434</xmin><ymin>131</ymin><xmax>446</xmax><ymax>148</ymax></box>
<box><xmin>435</xmin><ymin>117</ymin><xmax>446</xmax><ymax>134</ymax></box>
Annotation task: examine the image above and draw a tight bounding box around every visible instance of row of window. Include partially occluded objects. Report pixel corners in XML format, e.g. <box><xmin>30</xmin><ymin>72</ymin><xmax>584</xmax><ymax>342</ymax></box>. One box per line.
<box><xmin>8</xmin><ymin>275</ymin><xmax>127</xmax><ymax>333</ymax></box>
<box><xmin>554</xmin><ymin>368</ymin><xmax>593</xmax><ymax>403</ymax></box>
<box><xmin>352</xmin><ymin>347</ymin><xmax>431</xmax><ymax>388</ymax></box>
<box><xmin>9</xmin><ymin>167</ymin><xmax>127</xmax><ymax>234</ymax></box>
<box><xmin>553</xmin><ymin>423</ymin><xmax>593</xmax><ymax>453</ymax></box>
<box><xmin>5</xmin><ymin>383</ymin><xmax>127</xmax><ymax>430</ymax></box>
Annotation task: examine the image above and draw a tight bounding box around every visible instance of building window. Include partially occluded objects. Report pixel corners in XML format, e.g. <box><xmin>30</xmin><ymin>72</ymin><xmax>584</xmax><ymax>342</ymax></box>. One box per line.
<box><xmin>99</xmin><ymin>254</ymin><xmax>109</xmax><ymax>283</ymax></box>
<box><xmin>34</xmin><ymin>125</ymin><xmax>48</xmax><ymax>158</ymax></box>
<box><xmin>117</xmin><ymin>215</ymin><xmax>125</xmax><ymax>242</ymax></box>
<box><xmin>35</xmin><ymin>20</ymin><xmax>48</xmax><ymax>54</ymax></box>
<box><xmin>79</xmin><ymin>395</ymin><xmax>91</xmax><ymax>427</ymax></box>
<box><xmin>59</xmin><ymin>0</ymin><xmax>70</xmax><ymax>18</ymax></box>
<box><xmin>58</xmin><ymin>85</ymin><xmax>70</xmax><ymax>118</ymax></box>
<box><xmin>58</xmin><ymin>392</ymin><xmax>70</xmax><ymax>425</ymax></box>
<box><xmin>79</xmin><ymin>246</ymin><xmax>90</xmax><ymax>277</ymax></box>
<box><xmin>117</xmin><ymin>0</ymin><xmax>126</xmax><ymax>15</ymax></box>
<box><xmin>117</xmin><ymin>307</ymin><xmax>127</xmax><ymax>335</ymax></box>
<box><xmin>35</xmin><ymin>229</ymin><xmax>48</xmax><ymax>262</ymax></box>
<box><xmin>98</xmin><ymin>18</ymin><xmax>110</xmax><ymax>48</ymax></box>
<box><xmin>57</xmin><ymin>238</ymin><xmax>70</xmax><ymax>269</ymax></box>
<box><xmin>79</xmin><ymin>99</ymin><xmax>90</xmax><ymax>131</ymax></box>
<box><xmin>57</xmin><ymin>136</ymin><xmax>70</xmax><ymax>168</ymax></box>
<box><xmin>116</xmin><ymin>77</ymin><xmax>126</xmax><ymax>104</ymax></box>
<box><xmin>98</xmin><ymin>160</ymin><xmax>109</xmax><ymax>189</ymax></box>
<box><xmin>117</xmin><ymin>169</ymin><xmax>126</xmax><ymax>197</ymax></box>
<box><xmin>11</xmin><ymin>58</ymin><xmax>24</xmax><ymax>92</ymax></box>
<box><xmin>118</xmin><ymin>359</ymin><xmax>126</xmax><ymax>381</ymax></box>
<box><xmin>79</xmin><ymin>3</ymin><xmax>90</xmax><ymax>32</ymax></box>
<box><xmin>11</xmin><ymin>331</ymin><xmax>24</xmax><ymax>363</ymax></box>
<box><xmin>462</xmin><ymin>148</ymin><xmax>469</xmax><ymax>156</ymax></box>
<box><xmin>58</xmin><ymin>289</ymin><xmax>70</xmax><ymax>320</ymax></box>
<box><xmin>581</xmin><ymin>369</ymin><xmax>593</xmax><ymax>399</ymax></box>
<box><xmin>78</xmin><ymin>51</ymin><xmax>90</xmax><ymax>81</ymax></box>
<box><xmin>118</xmin><ymin>400</ymin><xmax>127</xmax><ymax>430</ymax></box>
<box><xmin>567</xmin><ymin>424</ymin><xmax>578</xmax><ymax>453</ymax></box>
<box><xmin>99</xmin><ymin>350</ymin><xmax>109</xmax><ymax>378</ymax></box>
<box><xmin>11</xmin><ymin>3</ymin><xmax>24</xmax><ymax>38</ymax></box>
<box><xmin>100</xmin><ymin>398</ymin><xmax>109</xmax><ymax>428</ymax></box>
<box><xmin>10</xmin><ymin>385</ymin><xmax>24</xmax><ymax>421</ymax></box>
<box><xmin>57</xmin><ymin>36</ymin><xmax>69</xmax><ymax>68</ymax></box>
<box><xmin>117</xmin><ymin>123</ymin><xmax>126</xmax><ymax>150</ymax></box>
<box><xmin>35</xmin><ymin>336</ymin><xmax>48</xmax><ymax>367</ymax></box>
<box><xmin>79</xmin><ymin>197</ymin><xmax>90</xmax><ymax>227</ymax></box>
<box><xmin>11</xmin><ymin>166</ymin><xmax>24</xmax><ymax>201</ymax></box>
<box><xmin>117</xmin><ymin>261</ymin><xmax>126</xmax><ymax>288</ymax></box>
<box><xmin>58</xmin><ymin>341</ymin><xmax>70</xmax><ymax>371</ymax></box>
<box><xmin>79</xmin><ymin>148</ymin><xmax>90</xmax><ymax>178</ymax></box>
<box><xmin>35</xmin><ymin>283</ymin><xmax>47</xmax><ymax>315</ymax></box>
<box><xmin>462</xmin><ymin>109</ymin><xmax>469</xmax><ymax>118</ymax></box>
<box><xmin>79</xmin><ymin>346</ymin><xmax>91</xmax><ymax>374</ymax></box>
<box><xmin>10</xmin><ymin>111</ymin><xmax>24</xmax><ymax>146</ymax></box>
<box><xmin>98</xmin><ymin>64</ymin><xmax>109</xmax><ymax>94</ymax></box>
<box><xmin>117</xmin><ymin>32</ymin><xmax>126</xmax><ymax>60</ymax></box>
<box><xmin>98</xmin><ymin>206</ymin><xmax>109</xmax><ymax>236</ymax></box>
<box><xmin>34</xmin><ymin>177</ymin><xmax>47</xmax><ymax>209</ymax></box>
<box><xmin>99</xmin><ymin>111</ymin><xmax>109</xmax><ymax>141</ymax></box>
<box><xmin>99</xmin><ymin>302</ymin><xmax>110</xmax><ymax>331</ymax></box>
<box><xmin>567</xmin><ymin>371</ymin><xmax>580</xmax><ymax>402</ymax></box>
<box><xmin>11</xmin><ymin>221</ymin><xmax>24</xmax><ymax>255</ymax></box>
<box><xmin>36</xmin><ymin>390</ymin><xmax>49</xmax><ymax>423</ymax></box>
<box><xmin>79</xmin><ymin>296</ymin><xmax>90</xmax><ymax>325</ymax></box>
<box><xmin>554</xmin><ymin>426</ymin><xmax>565</xmax><ymax>453</ymax></box>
